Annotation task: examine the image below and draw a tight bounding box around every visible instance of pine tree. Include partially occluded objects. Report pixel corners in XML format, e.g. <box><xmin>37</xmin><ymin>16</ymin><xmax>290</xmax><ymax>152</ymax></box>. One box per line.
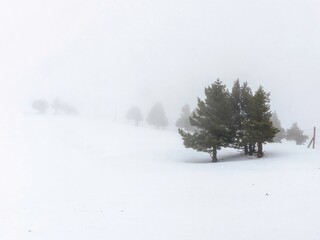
<box><xmin>230</xmin><ymin>80</ymin><xmax>242</xmax><ymax>146</ymax></box>
<box><xmin>230</xmin><ymin>81</ymin><xmax>255</xmax><ymax>155</ymax></box>
<box><xmin>126</xmin><ymin>106</ymin><xmax>143</xmax><ymax>126</ymax></box>
<box><xmin>244</xmin><ymin>86</ymin><xmax>278</xmax><ymax>157</ymax></box>
<box><xmin>271</xmin><ymin>111</ymin><xmax>286</xmax><ymax>143</ymax></box>
<box><xmin>178</xmin><ymin>79</ymin><xmax>233</xmax><ymax>162</ymax></box>
<box><xmin>230</xmin><ymin>80</ymin><xmax>254</xmax><ymax>153</ymax></box>
<box><xmin>176</xmin><ymin>104</ymin><xmax>194</xmax><ymax>132</ymax></box>
<box><xmin>147</xmin><ymin>102</ymin><xmax>168</xmax><ymax>129</ymax></box>
<box><xmin>286</xmin><ymin>122</ymin><xmax>308</xmax><ymax>145</ymax></box>
<box><xmin>240</xmin><ymin>83</ymin><xmax>254</xmax><ymax>155</ymax></box>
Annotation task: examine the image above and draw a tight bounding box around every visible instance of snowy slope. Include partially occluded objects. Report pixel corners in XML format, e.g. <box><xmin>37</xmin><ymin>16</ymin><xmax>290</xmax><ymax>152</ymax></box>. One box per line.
<box><xmin>1</xmin><ymin>115</ymin><xmax>320</xmax><ymax>240</ymax></box>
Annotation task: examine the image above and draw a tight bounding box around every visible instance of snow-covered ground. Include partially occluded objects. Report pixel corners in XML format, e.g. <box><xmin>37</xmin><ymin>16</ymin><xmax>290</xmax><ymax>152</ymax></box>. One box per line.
<box><xmin>1</xmin><ymin>114</ymin><xmax>320</xmax><ymax>240</ymax></box>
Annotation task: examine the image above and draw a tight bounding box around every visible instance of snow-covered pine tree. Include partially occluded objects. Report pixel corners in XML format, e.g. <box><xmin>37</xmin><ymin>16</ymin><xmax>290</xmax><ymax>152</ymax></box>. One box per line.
<box><xmin>178</xmin><ymin>79</ymin><xmax>233</xmax><ymax>162</ymax></box>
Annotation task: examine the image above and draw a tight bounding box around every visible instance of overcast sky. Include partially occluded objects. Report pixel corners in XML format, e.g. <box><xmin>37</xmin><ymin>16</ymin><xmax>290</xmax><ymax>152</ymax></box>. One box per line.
<box><xmin>1</xmin><ymin>0</ymin><xmax>320</xmax><ymax>129</ymax></box>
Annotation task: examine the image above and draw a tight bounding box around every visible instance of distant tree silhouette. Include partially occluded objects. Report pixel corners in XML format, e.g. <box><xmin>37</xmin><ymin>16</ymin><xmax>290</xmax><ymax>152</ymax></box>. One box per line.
<box><xmin>176</xmin><ymin>104</ymin><xmax>194</xmax><ymax>132</ymax></box>
<box><xmin>271</xmin><ymin>111</ymin><xmax>286</xmax><ymax>143</ymax></box>
<box><xmin>51</xmin><ymin>98</ymin><xmax>77</xmax><ymax>115</ymax></box>
<box><xmin>126</xmin><ymin>106</ymin><xmax>143</xmax><ymax>126</ymax></box>
<box><xmin>147</xmin><ymin>102</ymin><xmax>168</xmax><ymax>129</ymax></box>
<box><xmin>286</xmin><ymin>122</ymin><xmax>308</xmax><ymax>145</ymax></box>
<box><xmin>32</xmin><ymin>99</ymin><xmax>48</xmax><ymax>114</ymax></box>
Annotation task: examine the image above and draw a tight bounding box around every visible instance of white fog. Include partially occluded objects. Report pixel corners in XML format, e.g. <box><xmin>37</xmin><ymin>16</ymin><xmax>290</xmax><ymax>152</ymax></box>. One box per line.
<box><xmin>1</xmin><ymin>0</ymin><xmax>320</xmax><ymax>128</ymax></box>
<box><xmin>1</xmin><ymin>1</ymin><xmax>320</xmax><ymax>239</ymax></box>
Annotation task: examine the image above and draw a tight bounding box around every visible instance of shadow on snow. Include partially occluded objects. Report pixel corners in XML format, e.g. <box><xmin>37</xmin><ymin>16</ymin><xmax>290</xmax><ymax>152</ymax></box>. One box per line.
<box><xmin>183</xmin><ymin>151</ymin><xmax>260</xmax><ymax>164</ymax></box>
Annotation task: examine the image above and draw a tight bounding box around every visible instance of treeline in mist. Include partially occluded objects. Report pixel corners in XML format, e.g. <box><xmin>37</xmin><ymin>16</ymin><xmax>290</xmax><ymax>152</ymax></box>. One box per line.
<box><xmin>126</xmin><ymin>102</ymin><xmax>168</xmax><ymax>129</ymax></box>
<box><xmin>32</xmin><ymin>98</ymin><xmax>77</xmax><ymax>115</ymax></box>
<box><xmin>271</xmin><ymin>113</ymin><xmax>308</xmax><ymax>145</ymax></box>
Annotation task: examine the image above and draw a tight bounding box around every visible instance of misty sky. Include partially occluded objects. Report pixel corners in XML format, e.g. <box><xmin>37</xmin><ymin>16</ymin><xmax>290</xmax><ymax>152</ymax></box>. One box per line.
<box><xmin>1</xmin><ymin>0</ymin><xmax>320</xmax><ymax>129</ymax></box>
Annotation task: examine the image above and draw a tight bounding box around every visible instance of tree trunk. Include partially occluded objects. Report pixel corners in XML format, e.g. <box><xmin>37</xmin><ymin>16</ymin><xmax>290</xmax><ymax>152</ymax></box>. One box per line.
<box><xmin>257</xmin><ymin>142</ymin><xmax>263</xmax><ymax>158</ymax></box>
<box><xmin>211</xmin><ymin>148</ymin><xmax>217</xmax><ymax>162</ymax></box>
<box><xmin>244</xmin><ymin>145</ymin><xmax>248</xmax><ymax>155</ymax></box>
<box><xmin>248</xmin><ymin>144</ymin><xmax>253</xmax><ymax>156</ymax></box>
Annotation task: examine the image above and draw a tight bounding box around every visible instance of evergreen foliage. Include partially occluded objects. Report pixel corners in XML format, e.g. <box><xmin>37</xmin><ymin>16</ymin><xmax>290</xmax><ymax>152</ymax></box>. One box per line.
<box><xmin>238</xmin><ymin>82</ymin><xmax>255</xmax><ymax>155</ymax></box>
<box><xmin>147</xmin><ymin>102</ymin><xmax>168</xmax><ymax>129</ymax></box>
<box><xmin>126</xmin><ymin>106</ymin><xmax>143</xmax><ymax>126</ymax></box>
<box><xmin>286</xmin><ymin>122</ymin><xmax>308</xmax><ymax>145</ymax></box>
<box><xmin>230</xmin><ymin>80</ymin><xmax>254</xmax><ymax>153</ymax></box>
<box><xmin>179</xmin><ymin>79</ymin><xmax>233</xmax><ymax>162</ymax></box>
<box><xmin>271</xmin><ymin>111</ymin><xmax>286</xmax><ymax>143</ymax></box>
<box><xmin>243</xmin><ymin>86</ymin><xmax>278</xmax><ymax>157</ymax></box>
<box><xmin>179</xmin><ymin>79</ymin><xmax>278</xmax><ymax>161</ymax></box>
<box><xmin>176</xmin><ymin>104</ymin><xmax>194</xmax><ymax>132</ymax></box>
<box><xmin>230</xmin><ymin>80</ymin><xmax>242</xmax><ymax>146</ymax></box>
